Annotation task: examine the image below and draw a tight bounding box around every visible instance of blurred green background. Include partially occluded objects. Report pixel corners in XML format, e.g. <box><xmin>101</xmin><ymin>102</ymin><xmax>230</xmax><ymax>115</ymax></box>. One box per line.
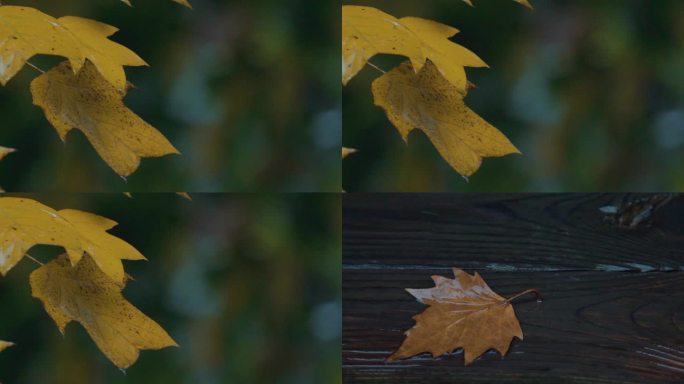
<box><xmin>343</xmin><ymin>0</ymin><xmax>684</xmax><ymax>191</ymax></box>
<box><xmin>0</xmin><ymin>0</ymin><xmax>340</xmax><ymax>192</ymax></box>
<box><xmin>0</xmin><ymin>193</ymin><xmax>341</xmax><ymax>383</ymax></box>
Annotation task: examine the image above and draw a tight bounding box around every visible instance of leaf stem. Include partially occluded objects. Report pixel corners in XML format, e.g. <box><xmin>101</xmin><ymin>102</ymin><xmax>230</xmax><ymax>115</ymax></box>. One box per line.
<box><xmin>25</xmin><ymin>253</ymin><xmax>44</xmax><ymax>266</ymax></box>
<box><xmin>504</xmin><ymin>288</ymin><xmax>542</xmax><ymax>304</ymax></box>
<box><xmin>367</xmin><ymin>61</ymin><xmax>386</xmax><ymax>74</ymax></box>
<box><xmin>26</xmin><ymin>61</ymin><xmax>46</xmax><ymax>74</ymax></box>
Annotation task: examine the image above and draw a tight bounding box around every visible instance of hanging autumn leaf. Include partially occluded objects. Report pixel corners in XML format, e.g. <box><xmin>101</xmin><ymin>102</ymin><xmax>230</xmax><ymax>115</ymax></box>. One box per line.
<box><xmin>0</xmin><ymin>197</ymin><xmax>82</xmax><ymax>276</ymax></box>
<box><xmin>0</xmin><ymin>6</ymin><xmax>146</xmax><ymax>92</ymax></box>
<box><xmin>0</xmin><ymin>197</ymin><xmax>144</xmax><ymax>285</ymax></box>
<box><xmin>388</xmin><ymin>267</ymin><xmax>540</xmax><ymax>365</ymax></box>
<box><xmin>372</xmin><ymin>61</ymin><xmax>519</xmax><ymax>177</ymax></box>
<box><xmin>30</xmin><ymin>254</ymin><xmax>178</xmax><ymax>369</ymax></box>
<box><xmin>342</xmin><ymin>6</ymin><xmax>424</xmax><ymax>86</ymax></box>
<box><xmin>0</xmin><ymin>340</ymin><xmax>13</xmax><ymax>352</ymax></box>
<box><xmin>31</xmin><ymin>61</ymin><xmax>179</xmax><ymax>177</ymax></box>
<box><xmin>53</xmin><ymin>16</ymin><xmax>148</xmax><ymax>93</ymax></box>
<box><xmin>57</xmin><ymin>209</ymin><xmax>146</xmax><ymax>286</ymax></box>
<box><xmin>0</xmin><ymin>6</ymin><xmax>83</xmax><ymax>85</ymax></box>
<box><xmin>342</xmin><ymin>6</ymin><xmax>486</xmax><ymax>92</ymax></box>
<box><xmin>394</xmin><ymin>16</ymin><xmax>487</xmax><ymax>93</ymax></box>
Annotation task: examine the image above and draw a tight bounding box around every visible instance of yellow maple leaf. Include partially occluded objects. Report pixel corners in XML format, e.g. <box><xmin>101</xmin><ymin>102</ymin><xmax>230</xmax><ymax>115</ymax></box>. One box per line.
<box><xmin>396</xmin><ymin>17</ymin><xmax>487</xmax><ymax>93</ymax></box>
<box><xmin>55</xmin><ymin>17</ymin><xmax>147</xmax><ymax>93</ymax></box>
<box><xmin>0</xmin><ymin>340</ymin><xmax>13</xmax><ymax>352</ymax></box>
<box><xmin>0</xmin><ymin>197</ymin><xmax>82</xmax><ymax>276</ymax></box>
<box><xmin>388</xmin><ymin>268</ymin><xmax>539</xmax><ymax>365</ymax></box>
<box><xmin>0</xmin><ymin>6</ymin><xmax>83</xmax><ymax>86</ymax></box>
<box><xmin>31</xmin><ymin>61</ymin><xmax>179</xmax><ymax>177</ymax></box>
<box><xmin>372</xmin><ymin>61</ymin><xmax>519</xmax><ymax>177</ymax></box>
<box><xmin>30</xmin><ymin>254</ymin><xmax>178</xmax><ymax>369</ymax></box>
<box><xmin>342</xmin><ymin>6</ymin><xmax>425</xmax><ymax>85</ymax></box>
<box><xmin>0</xmin><ymin>6</ymin><xmax>145</xmax><ymax>92</ymax></box>
<box><xmin>58</xmin><ymin>209</ymin><xmax>146</xmax><ymax>285</ymax></box>
<box><xmin>342</xmin><ymin>6</ymin><xmax>486</xmax><ymax>92</ymax></box>
<box><xmin>0</xmin><ymin>197</ymin><xmax>143</xmax><ymax>285</ymax></box>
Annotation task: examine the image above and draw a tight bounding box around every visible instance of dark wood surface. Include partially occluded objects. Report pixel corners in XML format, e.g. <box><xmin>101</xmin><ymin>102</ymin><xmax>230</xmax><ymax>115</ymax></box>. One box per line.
<box><xmin>343</xmin><ymin>194</ymin><xmax>684</xmax><ymax>383</ymax></box>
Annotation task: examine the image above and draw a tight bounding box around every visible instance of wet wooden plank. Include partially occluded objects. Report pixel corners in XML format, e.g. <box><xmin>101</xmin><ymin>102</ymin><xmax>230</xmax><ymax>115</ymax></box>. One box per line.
<box><xmin>343</xmin><ymin>194</ymin><xmax>684</xmax><ymax>383</ymax></box>
<box><xmin>344</xmin><ymin>193</ymin><xmax>684</xmax><ymax>272</ymax></box>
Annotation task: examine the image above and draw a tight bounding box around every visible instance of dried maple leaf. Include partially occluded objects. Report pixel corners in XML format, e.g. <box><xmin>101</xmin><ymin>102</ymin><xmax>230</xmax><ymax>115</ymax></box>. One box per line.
<box><xmin>30</xmin><ymin>254</ymin><xmax>177</xmax><ymax>369</ymax></box>
<box><xmin>372</xmin><ymin>61</ymin><xmax>519</xmax><ymax>177</ymax></box>
<box><xmin>30</xmin><ymin>61</ymin><xmax>179</xmax><ymax>177</ymax></box>
<box><xmin>388</xmin><ymin>267</ymin><xmax>540</xmax><ymax>365</ymax></box>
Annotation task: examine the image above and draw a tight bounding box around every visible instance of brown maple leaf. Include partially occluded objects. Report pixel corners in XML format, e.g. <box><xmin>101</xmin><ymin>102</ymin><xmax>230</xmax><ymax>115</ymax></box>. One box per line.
<box><xmin>388</xmin><ymin>267</ymin><xmax>540</xmax><ymax>365</ymax></box>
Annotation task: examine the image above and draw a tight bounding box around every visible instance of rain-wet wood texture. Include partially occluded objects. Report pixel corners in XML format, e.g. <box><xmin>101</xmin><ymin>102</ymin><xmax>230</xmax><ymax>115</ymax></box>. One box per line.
<box><xmin>343</xmin><ymin>194</ymin><xmax>684</xmax><ymax>383</ymax></box>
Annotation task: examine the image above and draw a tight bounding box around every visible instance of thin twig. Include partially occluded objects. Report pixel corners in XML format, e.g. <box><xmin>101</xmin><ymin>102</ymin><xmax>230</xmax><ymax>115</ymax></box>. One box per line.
<box><xmin>24</xmin><ymin>253</ymin><xmax>44</xmax><ymax>266</ymax></box>
<box><xmin>367</xmin><ymin>60</ymin><xmax>386</xmax><ymax>74</ymax></box>
<box><xmin>26</xmin><ymin>61</ymin><xmax>45</xmax><ymax>74</ymax></box>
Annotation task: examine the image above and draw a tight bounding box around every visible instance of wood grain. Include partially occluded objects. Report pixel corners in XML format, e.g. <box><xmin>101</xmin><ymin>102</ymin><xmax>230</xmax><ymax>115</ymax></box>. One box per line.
<box><xmin>343</xmin><ymin>194</ymin><xmax>684</xmax><ymax>383</ymax></box>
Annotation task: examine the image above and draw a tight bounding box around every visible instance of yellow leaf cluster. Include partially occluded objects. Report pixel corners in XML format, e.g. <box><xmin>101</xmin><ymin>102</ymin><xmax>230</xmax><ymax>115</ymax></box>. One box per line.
<box><xmin>31</xmin><ymin>254</ymin><xmax>177</xmax><ymax>369</ymax></box>
<box><xmin>0</xmin><ymin>197</ymin><xmax>143</xmax><ymax>285</ymax></box>
<box><xmin>0</xmin><ymin>5</ymin><xmax>182</xmax><ymax>177</ymax></box>
<box><xmin>0</xmin><ymin>197</ymin><xmax>176</xmax><ymax>368</ymax></box>
<box><xmin>342</xmin><ymin>4</ymin><xmax>527</xmax><ymax>178</ymax></box>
